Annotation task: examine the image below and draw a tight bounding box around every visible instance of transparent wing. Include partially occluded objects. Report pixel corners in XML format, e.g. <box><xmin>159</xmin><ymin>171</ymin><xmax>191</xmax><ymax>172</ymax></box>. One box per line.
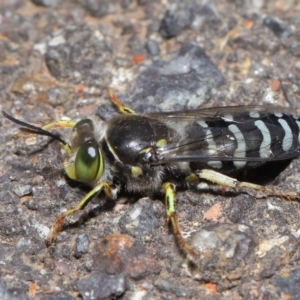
<box><xmin>150</xmin><ymin>106</ymin><xmax>300</xmax><ymax>164</ymax></box>
<box><xmin>148</xmin><ymin>105</ymin><xmax>300</xmax><ymax>121</ymax></box>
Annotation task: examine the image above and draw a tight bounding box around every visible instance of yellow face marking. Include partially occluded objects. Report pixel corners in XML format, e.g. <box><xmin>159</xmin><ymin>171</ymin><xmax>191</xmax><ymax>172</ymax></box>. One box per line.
<box><xmin>61</xmin><ymin>143</ymin><xmax>72</xmax><ymax>156</ymax></box>
<box><xmin>64</xmin><ymin>159</ymin><xmax>77</xmax><ymax>181</ymax></box>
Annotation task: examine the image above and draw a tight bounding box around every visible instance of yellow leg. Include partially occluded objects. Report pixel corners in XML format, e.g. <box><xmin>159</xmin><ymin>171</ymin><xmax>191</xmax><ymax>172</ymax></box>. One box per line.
<box><xmin>40</xmin><ymin>119</ymin><xmax>76</xmax><ymax>131</ymax></box>
<box><xmin>165</xmin><ymin>169</ymin><xmax>299</xmax><ymax>262</ymax></box>
<box><xmin>107</xmin><ymin>88</ymin><xmax>136</xmax><ymax>115</ymax></box>
<box><xmin>197</xmin><ymin>169</ymin><xmax>299</xmax><ymax>200</ymax></box>
<box><xmin>162</xmin><ymin>182</ymin><xmax>197</xmax><ymax>262</ymax></box>
<box><xmin>46</xmin><ymin>182</ymin><xmax>116</xmax><ymax>246</ymax></box>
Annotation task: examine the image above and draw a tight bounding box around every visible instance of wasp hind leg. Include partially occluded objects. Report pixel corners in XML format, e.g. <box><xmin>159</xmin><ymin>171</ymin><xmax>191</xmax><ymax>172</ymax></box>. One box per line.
<box><xmin>196</xmin><ymin>169</ymin><xmax>299</xmax><ymax>200</ymax></box>
<box><xmin>107</xmin><ymin>88</ymin><xmax>137</xmax><ymax>115</ymax></box>
<box><xmin>46</xmin><ymin>182</ymin><xmax>117</xmax><ymax>246</ymax></box>
<box><xmin>162</xmin><ymin>182</ymin><xmax>198</xmax><ymax>262</ymax></box>
<box><xmin>162</xmin><ymin>169</ymin><xmax>299</xmax><ymax>262</ymax></box>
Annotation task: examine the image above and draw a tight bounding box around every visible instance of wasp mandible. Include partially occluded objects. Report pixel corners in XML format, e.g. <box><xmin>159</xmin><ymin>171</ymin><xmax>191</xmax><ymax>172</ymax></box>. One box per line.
<box><xmin>3</xmin><ymin>89</ymin><xmax>300</xmax><ymax>261</ymax></box>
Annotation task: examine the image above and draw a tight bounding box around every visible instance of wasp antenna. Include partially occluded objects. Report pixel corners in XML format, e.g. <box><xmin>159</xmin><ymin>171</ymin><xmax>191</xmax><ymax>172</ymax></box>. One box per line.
<box><xmin>2</xmin><ymin>111</ymin><xmax>68</xmax><ymax>145</ymax></box>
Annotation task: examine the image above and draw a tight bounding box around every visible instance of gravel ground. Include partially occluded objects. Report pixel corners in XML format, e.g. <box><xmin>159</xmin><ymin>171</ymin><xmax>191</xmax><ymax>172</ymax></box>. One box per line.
<box><xmin>1</xmin><ymin>1</ymin><xmax>300</xmax><ymax>299</ymax></box>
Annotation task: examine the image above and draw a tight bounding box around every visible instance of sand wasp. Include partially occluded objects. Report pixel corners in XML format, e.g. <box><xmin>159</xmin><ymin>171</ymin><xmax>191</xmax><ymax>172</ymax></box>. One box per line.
<box><xmin>3</xmin><ymin>89</ymin><xmax>300</xmax><ymax>261</ymax></box>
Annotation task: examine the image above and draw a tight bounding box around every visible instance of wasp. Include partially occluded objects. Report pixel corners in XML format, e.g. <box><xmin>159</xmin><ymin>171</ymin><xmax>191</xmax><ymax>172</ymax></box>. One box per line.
<box><xmin>3</xmin><ymin>89</ymin><xmax>300</xmax><ymax>261</ymax></box>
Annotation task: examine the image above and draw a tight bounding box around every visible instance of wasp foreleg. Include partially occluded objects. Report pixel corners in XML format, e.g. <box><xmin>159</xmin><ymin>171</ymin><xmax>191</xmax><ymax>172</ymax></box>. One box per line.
<box><xmin>197</xmin><ymin>169</ymin><xmax>299</xmax><ymax>200</ymax></box>
<box><xmin>46</xmin><ymin>182</ymin><xmax>117</xmax><ymax>246</ymax></box>
<box><xmin>162</xmin><ymin>182</ymin><xmax>198</xmax><ymax>262</ymax></box>
<box><xmin>39</xmin><ymin>119</ymin><xmax>76</xmax><ymax>131</ymax></box>
<box><xmin>14</xmin><ymin>119</ymin><xmax>76</xmax><ymax>141</ymax></box>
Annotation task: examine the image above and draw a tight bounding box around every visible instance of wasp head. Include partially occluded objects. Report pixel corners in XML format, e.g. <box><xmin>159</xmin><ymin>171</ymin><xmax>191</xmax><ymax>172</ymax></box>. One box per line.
<box><xmin>2</xmin><ymin>111</ymin><xmax>104</xmax><ymax>186</ymax></box>
<box><xmin>64</xmin><ymin>118</ymin><xmax>104</xmax><ymax>185</ymax></box>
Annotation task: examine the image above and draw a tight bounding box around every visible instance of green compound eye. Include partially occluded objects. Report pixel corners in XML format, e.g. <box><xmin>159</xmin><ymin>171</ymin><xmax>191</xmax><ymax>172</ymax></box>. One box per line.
<box><xmin>75</xmin><ymin>141</ymin><xmax>102</xmax><ymax>183</ymax></box>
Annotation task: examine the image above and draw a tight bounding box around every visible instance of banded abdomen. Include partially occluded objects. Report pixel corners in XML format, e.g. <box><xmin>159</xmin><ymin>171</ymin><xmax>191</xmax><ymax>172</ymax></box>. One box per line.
<box><xmin>185</xmin><ymin>110</ymin><xmax>300</xmax><ymax>172</ymax></box>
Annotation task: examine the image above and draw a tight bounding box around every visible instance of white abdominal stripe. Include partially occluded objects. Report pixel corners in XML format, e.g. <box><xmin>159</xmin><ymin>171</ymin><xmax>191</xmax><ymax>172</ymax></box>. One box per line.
<box><xmin>206</xmin><ymin>128</ymin><xmax>222</xmax><ymax>169</ymax></box>
<box><xmin>277</xmin><ymin>118</ymin><xmax>293</xmax><ymax>151</ymax></box>
<box><xmin>201</xmin><ymin>110</ymin><xmax>300</xmax><ymax>170</ymax></box>
<box><xmin>254</xmin><ymin>120</ymin><xmax>272</xmax><ymax>159</ymax></box>
<box><xmin>228</xmin><ymin>124</ymin><xmax>246</xmax><ymax>169</ymax></box>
